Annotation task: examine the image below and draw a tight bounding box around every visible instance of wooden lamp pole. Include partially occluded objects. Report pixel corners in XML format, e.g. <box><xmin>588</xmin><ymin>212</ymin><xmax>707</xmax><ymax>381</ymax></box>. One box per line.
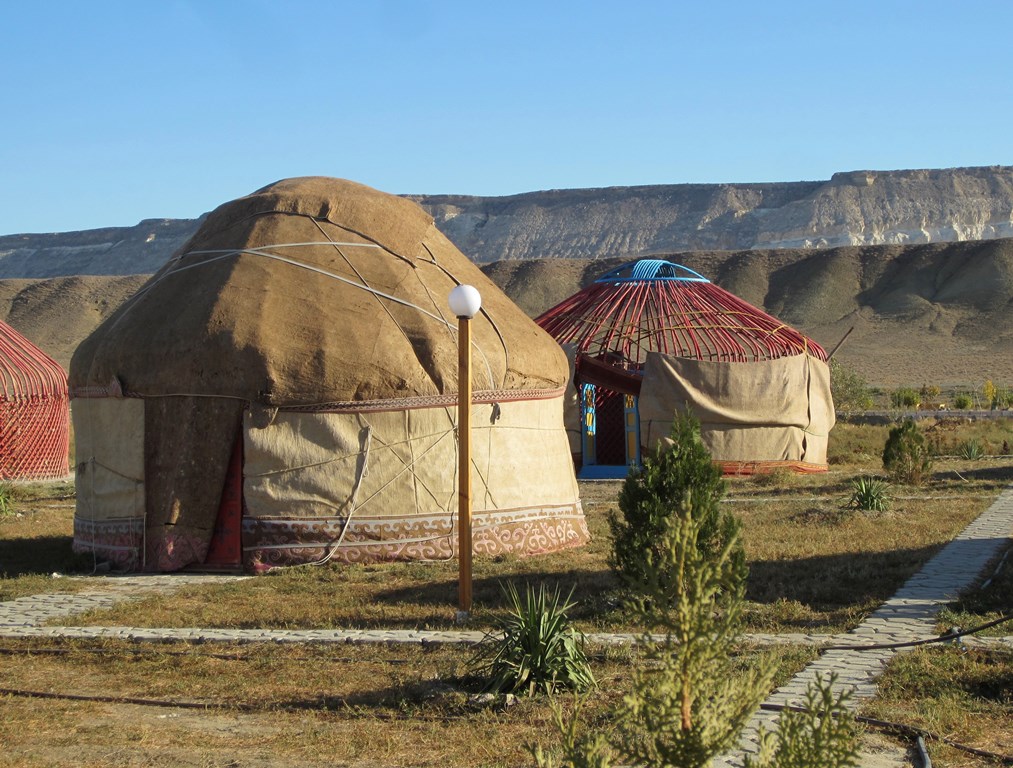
<box><xmin>448</xmin><ymin>284</ymin><xmax>482</xmax><ymax>619</ymax></box>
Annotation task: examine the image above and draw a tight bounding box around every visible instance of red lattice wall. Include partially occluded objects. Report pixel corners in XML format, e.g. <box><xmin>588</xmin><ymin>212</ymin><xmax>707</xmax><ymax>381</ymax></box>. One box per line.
<box><xmin>0</xmin><ymin>395</ymin><xmax>69</xmax><ymax>479</ymax></box>
<box><xmin>0</xmin><ymin>321</ymin><xmax>70</xmax><ymax>481</ymax></box>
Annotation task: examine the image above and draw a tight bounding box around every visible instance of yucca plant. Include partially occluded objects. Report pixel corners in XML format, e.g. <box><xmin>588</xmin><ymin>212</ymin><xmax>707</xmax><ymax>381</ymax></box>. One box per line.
<box><xmin>472</xmin><ymin>581</ymin><xmax>596</xmax><ymax>696</ymax></box>
<box><xmin>958</xmin><ymin>438</ymin><xmax>985</xmax><ymax>460</ymax></box>
<box><xmin>847</xmin><ymin>476</ymin><xmax>890</xmax><ymax>512</ymax></box>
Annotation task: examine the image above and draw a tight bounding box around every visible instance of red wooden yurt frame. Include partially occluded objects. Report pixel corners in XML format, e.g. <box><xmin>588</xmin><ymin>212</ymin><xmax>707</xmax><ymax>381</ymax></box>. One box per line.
<box><xmin>0</xmin><ymin>321</ymin><xmax>70</xmax><ymax>480</ymax></box>
<box><xmin>537</xmin><ymin>259</ymin><xmax>827</xmax><ymax>367</ymax></box>
<box><xmin>536</xmin><ymin>259</ymin><xmax>831</xmax><ymax>477</ymax></box>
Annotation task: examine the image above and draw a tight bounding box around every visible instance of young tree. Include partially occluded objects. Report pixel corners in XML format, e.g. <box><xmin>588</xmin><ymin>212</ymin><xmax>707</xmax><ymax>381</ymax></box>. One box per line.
<box><xmin>615</xmin><ymin>496</ymin><xmax>770</xmax><ymax>768</ymax></box>
<box><xmin>609</xmin><ymin>411</ymin><xmax>742</xmax><ymax>593</ymax></box>
<box><xmin>830</xmin><ymin>359</ymin><xmax>874</xmax><ymax>412</ymax></box>
<box><xmin>533</xmin><ymin>412</ymin><xmax>859</xmax><ymax>768</ymax></box>
<box><xmin>882</xmin><ymin>418</ymin><xmax>932</xmax><ymax>485</ymax></box>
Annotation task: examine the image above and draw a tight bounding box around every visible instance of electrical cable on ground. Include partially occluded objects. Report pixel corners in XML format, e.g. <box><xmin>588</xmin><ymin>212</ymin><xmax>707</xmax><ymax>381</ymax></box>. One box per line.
<box><xmin>758</xmin><ymin>702</ymin><xmax>1013</xmax><ymax>765</ymax></box>
<box><xmin>822</xmin><ymin>612</ymin><xmax>1013</xmax><ymax>652</ymax></box>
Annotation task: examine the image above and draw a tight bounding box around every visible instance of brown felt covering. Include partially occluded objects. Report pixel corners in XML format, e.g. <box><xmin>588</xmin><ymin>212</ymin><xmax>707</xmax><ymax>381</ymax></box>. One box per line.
<box><xmin>71</xmin><ymin>177</ymin><xmax>577</xmax><ymax>570</ymax></box>
<box><xmin>638</xmin><ymin>352</ymin><xmax>835</xmax><ymax>467</ymax></box>
<box><xmin>70</xmin><ymin>177</ymin><xmax>566</xmax><ymax>402</ymax></box>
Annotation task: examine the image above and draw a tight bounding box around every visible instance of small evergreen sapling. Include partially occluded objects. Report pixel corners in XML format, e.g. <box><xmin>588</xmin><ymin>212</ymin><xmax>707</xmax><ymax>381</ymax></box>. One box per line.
<box><xmin>533</xmin><ymin>412</ymin><xmax>859</xmax><ymax>768</ymax></box>
<box><xmin>882</xmin><ymin>418</ymin><xmax>932</xmax><ymax>485</ymax></box>
<box><xmin>743</xmin><ymin>673</ymin><xmax>859</xmax><ymax>768</ymax></box>
<box><xmin>609</xmin><ymin>411</ymin><xmax>743</xmax><ymax>592</ymax></box>
<box><xmin>616</xmin><ymin>497</ymin><xmax>771</xmax><ymax>768</ymax></box>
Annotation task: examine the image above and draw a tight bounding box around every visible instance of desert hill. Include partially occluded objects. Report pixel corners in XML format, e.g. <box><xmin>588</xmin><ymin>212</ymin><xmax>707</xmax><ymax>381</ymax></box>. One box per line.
<box><xmin>2</xmin><ymin>238</ymin><xmax>1011</xmax><ymax>390</ymax></box>
<box><xmin>0</xmin><ymin>275</ymin><xmax>149</xmax><ymax>368</ymax></box>
<box><xmin>3</xmin><ymin>165</ymin><xmax>1012</xmax><ymax>390</ymax></box>
<box><xmin>483</xmin><ymin>238</ymin><xmax>1013</xmax><ymax>388</ymax></box>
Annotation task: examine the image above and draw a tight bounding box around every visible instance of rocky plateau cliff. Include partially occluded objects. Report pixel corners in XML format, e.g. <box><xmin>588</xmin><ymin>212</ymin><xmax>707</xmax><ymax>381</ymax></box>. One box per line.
<box><xmin>1</xmin><ymin>165</ymin><xmax>1012</xmax><ymax>387</ymax></box>
<box><xmin>2</xmin><ymin>166</ymin><xmax>1013</xmax><ymax>277</ymax></box>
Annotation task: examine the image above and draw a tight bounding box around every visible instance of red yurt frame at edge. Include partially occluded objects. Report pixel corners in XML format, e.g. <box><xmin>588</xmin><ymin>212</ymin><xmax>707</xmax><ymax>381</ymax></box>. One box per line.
<box><xmin>0</xmin><ymin>321</ymin><xmax>70</xmax><ymax>480</ymax></box>
<box><xmin>536</xmin><ymin>258</ymin><xmax>834</xmax><ymax>478</ymax></box>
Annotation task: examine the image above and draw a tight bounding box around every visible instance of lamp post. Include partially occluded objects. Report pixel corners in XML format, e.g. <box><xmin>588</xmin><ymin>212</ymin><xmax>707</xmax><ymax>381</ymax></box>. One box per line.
<box><xmin>448</xmin><ymin>284</ymin><xmax>482</xmax><ymax>619</ymax></box>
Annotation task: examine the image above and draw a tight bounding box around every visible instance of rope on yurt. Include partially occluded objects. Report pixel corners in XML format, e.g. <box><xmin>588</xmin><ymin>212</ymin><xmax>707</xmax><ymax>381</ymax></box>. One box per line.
<box><xmin>257</xmin><ymin>422</ymin><xmax>460</xmax><ymax>568</ymax></box>
<box><xmin>200</xmin><ymin>245</ymin><xmax>498</xmax><ymax>392</ymax></box>
<box><xmin>428</xmin><ymin>259</ymin><xmax>510</xmax><ymax>390</ymax></box>
<box><xmin>289</xmin><ymin>425</ymin><xmax>374</xmax><ymax>569</ymax></box>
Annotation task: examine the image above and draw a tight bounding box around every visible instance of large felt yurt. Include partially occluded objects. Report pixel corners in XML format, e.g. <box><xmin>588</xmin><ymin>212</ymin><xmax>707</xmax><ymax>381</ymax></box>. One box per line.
<box><xmin>71</xmin><ymin>177</ymin><xmax>587</xmax><ymax>572</ymax></box>
<box><xmin>0</xmin><ymin>322</ymin><xmax>70</xmax><ymax>480</ymax></box>
<box><xmin>536</xmin><ymin>259</ymin><xmax>835</xmax><ymax>477</ymax></box>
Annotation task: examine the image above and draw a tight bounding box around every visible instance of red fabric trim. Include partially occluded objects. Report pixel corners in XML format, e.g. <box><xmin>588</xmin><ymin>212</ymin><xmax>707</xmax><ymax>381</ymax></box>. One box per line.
<box><xmin>204</xmin><ymin>432</ymin><xmax>243</xmax><ymax>566</ymax></box>
<box><xmin>718</xmin><ymin>460</ymin><xmax>829</xmax><ymax>476</ymax></box>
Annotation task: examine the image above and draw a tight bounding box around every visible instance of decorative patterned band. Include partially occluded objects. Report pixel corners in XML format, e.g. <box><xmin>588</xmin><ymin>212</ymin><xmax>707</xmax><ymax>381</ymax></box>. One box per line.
<box><xmin>716</xmin><ymin>459</ymin><xmax>829</xmax><ymax>475</ymax></box>
<box><xmin>72</xmin><ymin>503</ymin><xmax>590</xmax><ymax>573</ymax></box>
<box><xmin>244</xmin><ymin>504</ymin><xmax>590</xmax><ymax>572</ymax></box>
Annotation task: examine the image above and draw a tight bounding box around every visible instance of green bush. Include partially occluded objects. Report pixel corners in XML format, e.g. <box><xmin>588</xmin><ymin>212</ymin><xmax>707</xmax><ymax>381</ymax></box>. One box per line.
<box><xmin>829</xmin><ymin>359</ymin><xmax>873</xmax><ymax>412</ymax></box>
<box><xmin>847</xmin><ymin>477</ymin><xmax>890</xmax><ymax>511</ymax></box>
<box><xmin>995</xmin><ymin>386</ymin><xmax>1012</xmax><ymax>410</ymax></box>
<box><xmin>958</xmin><ymin>438</ymin><xmax>985</xmax><ymax>460</ymax></box>
<box><xmin>472</xmin><ymin>582</ymin><xmax>595</xmax><ymax>697</ymax></box>
<box><xmin>882</xmin><ymin>419</ymin><xmax>932</xmax><ymax>485</ymax></box>
<box><xmin>953</xmin><ymin>393</ymin><xmax>973</xmax><ymax>410</ymax></box>
<box><xmin>889</xmin><ymin>387</ymin><xmax>921</xmax><ymax>409</ymax></box>
<box><xmin>0</xmin><ymin>482</ymin><xmax>16</xmax><ymax>518</ymax></box>
<box><xmin>532</xmin><ymin>420</ymin><xmax>859</xmax><ymax>768</ymax></box>
<box><xmin>609</xmin><ymin>411</ymin><xmax>742</xmax><ymax>593</ymax></box>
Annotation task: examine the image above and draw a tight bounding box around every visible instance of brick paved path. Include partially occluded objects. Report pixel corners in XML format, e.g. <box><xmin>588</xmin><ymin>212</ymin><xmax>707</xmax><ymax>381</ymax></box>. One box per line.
<box><xmin>714</xmin><ymin>485</ymin><xmax>1013</xmax><ymax>768</ymax></box>
<box><xmin>1</xmin><ymin>489</ymin><xmax>1011</xmax><ymax>767</ymax></box>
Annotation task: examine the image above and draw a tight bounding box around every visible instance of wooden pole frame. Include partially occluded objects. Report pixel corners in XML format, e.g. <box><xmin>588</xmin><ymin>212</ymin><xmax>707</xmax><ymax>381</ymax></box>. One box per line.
<box><xmin>457</xmin><ymin>313</ymin><xmax>474</xmax><ymax>616</ymax></box>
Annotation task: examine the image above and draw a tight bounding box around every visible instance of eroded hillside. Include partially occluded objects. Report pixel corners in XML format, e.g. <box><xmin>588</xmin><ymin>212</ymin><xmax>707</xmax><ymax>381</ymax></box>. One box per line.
<box><xmin>3</xmin><ymin>166</ymin><xmax>1013</xmax><ymax>278</ymax></box>
<box><xmin>3</xmin><ymin>239</ymin><xmax>1011</xmax><ymax>389</ymax></box>
<box><xmin>482</xmin><ymin>239</ymin><xmax>1013</xmax><ymax>388</ymax></box>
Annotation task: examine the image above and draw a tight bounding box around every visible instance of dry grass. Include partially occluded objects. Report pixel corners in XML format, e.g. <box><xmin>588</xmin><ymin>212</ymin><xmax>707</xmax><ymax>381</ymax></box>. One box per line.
<box><xmin>0</xmin><ymin>479</ymin><xmax>88</xmax><ymax>601</ymax></box>
<box><xmin>0</xmin><ymin>637</ymin><xmax>814</xmax><ymax>767</ymax></box>
<box><xmin>863</xmin><ymin>646</ymin><xmax>1013</xmax><ymax>768</ymax></box>
<box><xmin>2</xmin><ymin>434</ymin><xmax>1007</xmax><ymax>635</ymax></box>
<box><xmin>0</xmin><ymin>419</ymin><xmax>1009</xmax><ymax>765</ymax></box>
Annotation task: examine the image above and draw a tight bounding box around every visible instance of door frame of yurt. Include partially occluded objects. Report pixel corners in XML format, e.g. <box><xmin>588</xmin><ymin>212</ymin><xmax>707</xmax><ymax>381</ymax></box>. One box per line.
<box><xmin>575</xmin><ymin>354</ymin><xmax>643</xmax><ymax>479</ymax></box>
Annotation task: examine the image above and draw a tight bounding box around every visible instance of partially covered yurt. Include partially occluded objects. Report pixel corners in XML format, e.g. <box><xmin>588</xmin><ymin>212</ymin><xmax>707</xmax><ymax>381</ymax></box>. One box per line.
<box><xmin>71</xmin><ymin>177</ymin><xmax>587</xmax><ymax>572</ymax></box>
<box><xmin>536</xmin><ymin>259</ymin><xmax>834</xmax><ymax>477</ymax></box>
<box><xmin>0</xmin><ymin>322</ymin><xmax>69</xmax><ymax>480</ymax></box>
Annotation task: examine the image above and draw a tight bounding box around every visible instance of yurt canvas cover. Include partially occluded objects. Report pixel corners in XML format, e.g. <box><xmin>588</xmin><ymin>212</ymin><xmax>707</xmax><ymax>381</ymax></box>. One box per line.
<box><xmin>71</xmin><ymin>177</ymin><xmax>587</xmax><ymax>572</ymax></box>
<box><xmin>536</xmin><ymin>259</ymin><xmax>835</xmax><ymax>475</ymax></box>
<box><xmin>0</xmin><ymin>321</ymin><xmax>69</xmax><ymax>480</ymax></box>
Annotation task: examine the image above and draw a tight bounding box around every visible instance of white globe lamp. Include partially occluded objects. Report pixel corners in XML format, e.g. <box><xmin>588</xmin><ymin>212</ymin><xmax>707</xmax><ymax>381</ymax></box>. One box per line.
<box><xmin>448</xmin><ymin>284</ymin><xmax>482</xmax><ymax>319</ymax></box>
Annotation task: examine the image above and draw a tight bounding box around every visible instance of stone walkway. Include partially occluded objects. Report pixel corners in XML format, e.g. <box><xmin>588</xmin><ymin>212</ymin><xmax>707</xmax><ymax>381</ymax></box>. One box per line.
<box><xmin>1</xmin><ymin>489</ymin><xmax>1011</xmax><ymax>767</ymax></box>
<box><xmin>715</xmin><ymin>485</ymin><xmax>1013</xmax><ymax>768</ymax></box>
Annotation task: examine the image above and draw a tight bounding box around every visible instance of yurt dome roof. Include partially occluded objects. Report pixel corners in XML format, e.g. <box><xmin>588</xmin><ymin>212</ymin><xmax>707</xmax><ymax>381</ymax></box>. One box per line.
<box><xmin>70</xmin><ymin>177</ymin><xmax>567</xmax><ymax>407</ymax></box>
<box><xmin>0</xmin><ymin>321</ymin><xmax>68</xmax><ymax>400</ymax></box>
<box><xmin>537</xmin><ymin>257</ymin><xmax>827</xmax><ymax>367</ymax></box>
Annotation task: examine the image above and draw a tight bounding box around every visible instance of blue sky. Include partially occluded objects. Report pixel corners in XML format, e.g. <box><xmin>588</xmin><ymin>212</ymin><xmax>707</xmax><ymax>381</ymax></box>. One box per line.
<box><xmin>2</xmin><ymin>1</ymin><xmax>1011</xmax><ymax>234</ymax></box>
